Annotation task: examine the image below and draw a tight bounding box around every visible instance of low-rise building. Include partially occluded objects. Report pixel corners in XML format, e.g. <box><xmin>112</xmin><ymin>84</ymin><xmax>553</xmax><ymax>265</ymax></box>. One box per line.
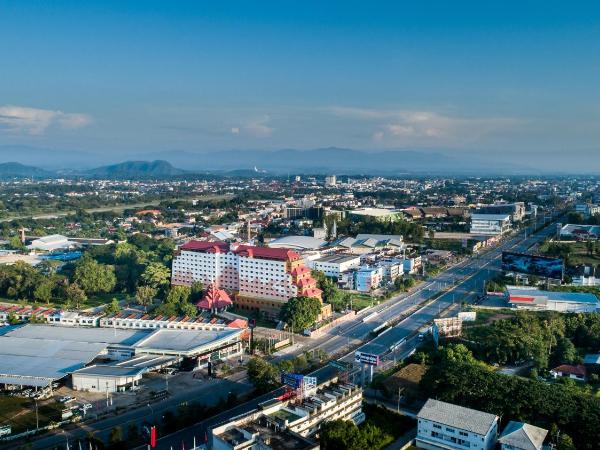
<box><xmin>498</xmin><ymin>421</ymin><xmax>548</xmax><ymax>450</ymax></box>
<box><xmin>506</xmin><ymin>287</ymin><xmax>599</xmax><ymax>313</ymax></box>
<box><xmin>312</xmin><ymin>253</ymin><xmax>361</xmax><ymax>278</ymax></box>
<box><xmin>550</xmin><ymin>364</ymin><xmax>587</xmax><ymax>381</ymax></box>
<box><xmin>211</xmin><ymin>378</ymin><xmax>363</xmax><ymax>450</ymax></box>
<box><xmin>355</xmin><ymin>266</ymin><xmax>383</xmax><ymax>292</ymax></box>
<box><xmin>416</xmin><ymin>399</ymin><xmax>499</xmax><ymax>450</ymax></box>
<box><xmin>470</xmin><ymin>214</ymin><xmax>511</xmax><ymax>236</ymax></box>
<box><xmin>403</xmin><ymin>256</ymin><xmax>422</xmax><ymax>275</ymax></box>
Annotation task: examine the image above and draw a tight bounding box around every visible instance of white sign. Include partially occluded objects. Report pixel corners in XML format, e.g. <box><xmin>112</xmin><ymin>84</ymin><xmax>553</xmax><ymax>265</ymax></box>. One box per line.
<box><xmin>458</xmin><ymin>311</ymin><xmax>476</xmax><ymax>322</ymax></box>
<box><xmin>355</xmin><ymin>351</ymin><xmax>380</xmax><ymax>366</ymax></box>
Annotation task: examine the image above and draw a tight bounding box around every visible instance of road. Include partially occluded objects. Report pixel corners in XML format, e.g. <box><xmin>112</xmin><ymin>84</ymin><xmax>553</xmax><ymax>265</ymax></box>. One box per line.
<box><xmin>14</xmin><ymin>217</ymin><xmax>557</xmax><ymax>450</ymax></box>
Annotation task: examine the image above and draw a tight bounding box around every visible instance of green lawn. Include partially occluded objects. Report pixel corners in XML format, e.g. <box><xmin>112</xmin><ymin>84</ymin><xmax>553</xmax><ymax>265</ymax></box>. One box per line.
<box><xmin>349</xmin><ymin>293</ymin><xmax>374</xmax><ymax>311</ymax></box>
<box><xmin>0</xmin><ymin>396</ymin><xmax>63</xmax><ymax>433</ymax></box>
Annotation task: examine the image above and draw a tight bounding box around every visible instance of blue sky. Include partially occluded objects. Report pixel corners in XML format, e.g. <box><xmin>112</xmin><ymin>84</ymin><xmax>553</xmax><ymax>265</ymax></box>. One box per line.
<box><xmin>1</xmin><ymin>1</ymin><xmax>599</xmax><ymax>159</ymax></box>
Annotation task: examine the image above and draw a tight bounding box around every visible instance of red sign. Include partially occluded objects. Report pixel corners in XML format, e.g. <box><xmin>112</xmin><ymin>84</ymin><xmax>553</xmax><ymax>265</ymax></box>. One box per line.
<box><xmin>150</xmin><ymin>426</ymin><xmax>156</xmax><ymax>448</ymax></box>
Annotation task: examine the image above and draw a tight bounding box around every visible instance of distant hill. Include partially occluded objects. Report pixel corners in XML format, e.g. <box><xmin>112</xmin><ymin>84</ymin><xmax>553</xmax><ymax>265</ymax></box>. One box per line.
<box><xmin>86</xmin><ymin>160</ymin><xmax>187</xmax><ymax>178</ymax></box>
<box><xmin>0</xmin><ymin>162</ymin><xmax>54</xmax><ymax>178</ymax></box>
<box><xmin>142</xmin><ymin>147</ymin><xmax>528</xmax><ymax>175</ymax></box>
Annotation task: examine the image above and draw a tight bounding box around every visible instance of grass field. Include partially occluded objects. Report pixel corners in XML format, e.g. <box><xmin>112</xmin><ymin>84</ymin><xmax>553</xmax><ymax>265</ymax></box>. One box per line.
<box><xmin>0</xmin><ymin>396</ymin><xmax>63</xmax><ymax>433</ymax></box>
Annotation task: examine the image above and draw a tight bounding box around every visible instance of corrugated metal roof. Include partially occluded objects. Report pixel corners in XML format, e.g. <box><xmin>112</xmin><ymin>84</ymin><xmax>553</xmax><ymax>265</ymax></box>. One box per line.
<box><xmin>417</xmin><ymin>399</ymin><xmax>498</xmax><ymax>436</ymax></box>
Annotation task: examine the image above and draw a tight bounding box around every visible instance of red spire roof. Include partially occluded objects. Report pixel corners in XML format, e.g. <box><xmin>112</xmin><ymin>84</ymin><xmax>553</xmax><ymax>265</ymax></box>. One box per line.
<box><xmin>195</xmin><ymin>283</ymin><xmax>233</xmax><ymax>310</ymax></box>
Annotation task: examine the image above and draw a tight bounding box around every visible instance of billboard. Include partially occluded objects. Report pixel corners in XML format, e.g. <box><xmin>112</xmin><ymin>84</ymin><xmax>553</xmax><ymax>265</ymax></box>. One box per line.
<box><xmin>282</xmin><ymin>373</ymin><xmax>304</xmax><ymax>389</ymax></box>
<box><xmin>502</xmin><ymin>251</ymin><xmax>564</xmax><ymax>279</ymax></box>
<box><xmin>355</xmin><ymin>351</ymin><xmax>380</xmax><ymax>366</ymax></box>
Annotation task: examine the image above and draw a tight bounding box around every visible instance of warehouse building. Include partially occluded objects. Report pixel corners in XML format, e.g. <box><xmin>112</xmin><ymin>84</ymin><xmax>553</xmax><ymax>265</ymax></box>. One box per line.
<box><xmin>506</xmin><ymin>287</ymin><xmax>600</xmax><ymax>313</ymax></box>
<box><xmin>0</xmin><ymin>324</ymin><xmax>244</xmax><ymax>391</ymax></box>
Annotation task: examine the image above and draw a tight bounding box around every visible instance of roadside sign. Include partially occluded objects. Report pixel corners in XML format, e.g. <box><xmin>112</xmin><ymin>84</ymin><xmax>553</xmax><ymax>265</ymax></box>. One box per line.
<box><xmin>355</xmin><ymin>351</ymin><xmax>379</xmax><ymax>366</ymax></box>
<box><xmin>329</xmin><ymin>360</ymin><xmax>351</xmax><ymax>371</ymax></box>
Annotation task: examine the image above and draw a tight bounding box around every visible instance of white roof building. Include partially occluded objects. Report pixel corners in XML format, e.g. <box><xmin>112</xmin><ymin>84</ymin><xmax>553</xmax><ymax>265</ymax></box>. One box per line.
<box><xmin>27</xmin><ymin>234</ymin><xmax>75</xmax><ymax>252</ymax></box>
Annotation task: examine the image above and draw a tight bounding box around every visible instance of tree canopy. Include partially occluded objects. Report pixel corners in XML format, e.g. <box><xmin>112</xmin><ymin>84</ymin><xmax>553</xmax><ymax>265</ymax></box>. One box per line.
<box><xmin>280</xmin><ymin>296</ymin><xmax>322</xmax><ymax>331</ymax></box>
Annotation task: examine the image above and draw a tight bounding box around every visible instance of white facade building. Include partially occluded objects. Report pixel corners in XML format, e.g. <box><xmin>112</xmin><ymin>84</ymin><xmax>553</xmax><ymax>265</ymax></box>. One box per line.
<box><xmin>498</xmin><ymin>421</ymin><xmax>548</xmax><ymax>450</ymax></box>
<box><xmin>355</xmin><ymin>266</ymin><xmax>383</xmax><ymax>292</ymax></box>
<box><xmin>324</xmin><ymin>175</ymin><xmax>337</xmax><ymax>186</ymax></box>
<box><xmin>507</xmin><ymin>287</ymin><xmax>600</xmax><ymax>313</ymax></box>
<box><xmin>470</xmin><ymin>214</ymin><xmax>511</xmax><ymax>236</ymax></box>
<box><xmin>313</xmin><ymin>254</ymin><xmax>361</xmax><ymax>278</ymax></box>
<box><xmin>416</xmin><ymin>399</ymin><xmax>499</xmax><ymax>450</ymax></box>
<box><xmin>171</xmin><ymin>241</ymin><xmax>326</xmax><ymax>318</ymax></box>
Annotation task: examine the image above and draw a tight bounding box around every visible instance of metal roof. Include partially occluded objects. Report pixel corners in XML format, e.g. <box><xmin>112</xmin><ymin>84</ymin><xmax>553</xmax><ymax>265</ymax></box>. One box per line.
<box><xmin>268</xmin><ymin>235</ymin><xmax>326</xmax><ymax>250</ymax></box>
<box><xmin>134</xmin><ymin>328</ymin><xmax>242</xmax><ymax>354</ymax></box>
<box><xmin>417</xmin><ymin>399</ymin><xmax>498</xmax><ymax>436</ymax></box>
<box><xmin>507</xmin><ymin>287</ymin><xmax>599</xmax><ymax>304</ymax></box>
<box><xmin>72</xmin><ymin>365</ymin><xmax>146</xmax><ymax>378</ymax></box>
<box><xmin>5</xmin><ymin>324</ymin><xmax>150</xmax><ymax>345</ymax></box>
<box><xmin>498</xmin><ymin>421</ymin><xmax>548</xmax><ymax>450</ymax></box>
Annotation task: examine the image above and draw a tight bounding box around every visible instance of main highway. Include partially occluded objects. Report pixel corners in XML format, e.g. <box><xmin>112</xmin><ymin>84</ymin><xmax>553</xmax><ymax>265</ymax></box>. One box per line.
<box><xmin>15</xmin><ymin>217</ymin><xmax>558</xmax><ymax>450</ymax></box>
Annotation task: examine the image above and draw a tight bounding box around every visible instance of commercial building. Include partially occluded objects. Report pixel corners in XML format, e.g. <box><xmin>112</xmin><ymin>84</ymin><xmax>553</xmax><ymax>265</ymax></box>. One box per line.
<box><xmin>559</xmin><ymin>223</ymin><xmax>600</xmax><ymax>240</ymax></box>
<box><xmin>355</xmin><ymin>266</ymin><xmax>383</xmax><ymax>292</ymax></box>
<box><xmin>312</xmin><ymin>253</ymin><xmax>361</xmax><ymax>278</ymax></box>
<box><xmin>284</xmin><ymin>206</ymin><xmax>323</xmax><ymax>221</ymax></box>
<box><xmin>0</xmin><ymin>324</ymin><xmax>244</xmax><ymax>390</ymax></box>
<box><xmin>575</xmin><ymin>203</ymin><xmax>600</xmax><ymax>218</ymax></box>
<box><xmin>324</xmin><ymin>175</ymin><xmax>337</xmax><ymax>186</ymax></box>
<box><xmin>211</xmin><ymin>378</ymin><xmax>363</xmax><ymax>450</ymax></box>
<box><xmin>478</xmin><ymin>202</ymin><xmax>525</xmax><ymax>222</ymax></box>
<box><xmin>416</xmin><ymin>399</ymin><xmax>499</xmax><ymax>450</ymax></box>
<box><xmin>470</xmin><ymin>214</ymin><xmax>511</xmax><ymax>236</ymax></box>
<box><xmin>506</xmin><ymin>287</ymin><xmax>600</xmax><ymax>313</ymax></box>
<box><xmin>497</xmin><ymin>421</ymin><xmax>548</xmax><ymax>450</ymax></box>
<box><xmin>171</xmin><ymin>241</ymin><xmax>330</xmax><ymax>319</ymax></box>
<box><xmin>268</xmin><ymin>235</ymin><xmax>326</xmax><ymax>251</ymax></box>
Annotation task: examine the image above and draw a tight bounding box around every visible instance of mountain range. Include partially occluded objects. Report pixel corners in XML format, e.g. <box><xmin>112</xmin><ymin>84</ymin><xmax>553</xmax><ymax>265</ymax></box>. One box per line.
<box><xmin>0</xmin><ymin>145</ymin><xmax>541</xmax><ymax>177</ymax></box>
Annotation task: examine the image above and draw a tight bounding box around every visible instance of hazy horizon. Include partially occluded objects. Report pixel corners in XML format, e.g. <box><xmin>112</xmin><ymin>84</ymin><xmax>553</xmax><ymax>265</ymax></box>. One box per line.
<box><xmin>1</xmin><ymin>2</ymin><xmax>600</xmax><ymax>172</ymax></box>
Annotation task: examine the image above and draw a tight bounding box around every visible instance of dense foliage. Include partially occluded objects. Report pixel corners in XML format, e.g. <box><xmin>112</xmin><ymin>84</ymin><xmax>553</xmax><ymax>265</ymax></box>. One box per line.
<box><xmin>279</xmin><ymin>296</ymin><xmax>323</xmax><ymax>330</ymax></box>
<box><xmin>421</xmin><ymin>346</ymin><xmax>600</xmax><ymax>450</ymax></box>
<box><xmin>464</xmin><ymin>311</ymin><xmax>600</xmax><ymax>368</ymax></box>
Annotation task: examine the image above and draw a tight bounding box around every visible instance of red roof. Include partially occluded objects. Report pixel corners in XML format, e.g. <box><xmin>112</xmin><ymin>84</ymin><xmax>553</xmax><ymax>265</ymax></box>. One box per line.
<box><xmin>196</xmin><ymin>283</ymin><xmax>233</xmax><ymax>310</ymax></box>
<box><xmin>181</xmin><ymin>240</ymin><xmax>230</xmax><ymax>253</ymax></box>
<box><xmin>234</xmin><ymin>245</ymin><xmax>300</xmax><ymax>262</ymax></box>
<box><xmin>551</xmin><ymin>364</ymin><xmax>587</xmax><ymax>377</ymax></box>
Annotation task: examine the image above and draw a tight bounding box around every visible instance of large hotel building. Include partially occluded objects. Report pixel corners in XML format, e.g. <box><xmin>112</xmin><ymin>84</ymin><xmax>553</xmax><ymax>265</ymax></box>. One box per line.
<box><xmin>172</xmin><ymin>241</ymin><xmax>331</xmax><ymax>319</ymax></box>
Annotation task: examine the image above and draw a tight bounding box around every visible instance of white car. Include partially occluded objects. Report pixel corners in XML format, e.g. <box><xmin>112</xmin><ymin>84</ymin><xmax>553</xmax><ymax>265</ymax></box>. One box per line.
<box><xmin>59</xmin><ymin>396</ymin><xmax>73</xmax><ymax>403</ymax></box>
<box><xmin>82</xmin><ymin>403</ymin><xmax>93</xmax><ymax>410</ymax></box>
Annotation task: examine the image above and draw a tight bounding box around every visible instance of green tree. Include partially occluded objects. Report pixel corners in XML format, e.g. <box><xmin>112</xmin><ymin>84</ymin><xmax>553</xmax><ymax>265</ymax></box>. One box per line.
<box><xmin>557</xmin><ymin>433</ymin><xmax>577</xmax><ymax>450</ymax></box>
<box><xmin>8</xmin><ymin>235</ymin><xmax>25</xmax><ymax>251</ymax></box>
<box><xmin>190</xmin><ymin>280</ymin><xmax>204</xmax><ymax>298</ymax></box>
<box><xmin>280</xmin><ymin>296</ymin><xmax>322</xmax><ymax>331</ymax></box>
<box><xmin>65</xmin><ymin>282</ymin><xmax>87</xmax><ymax>309</ymax></box>
<box><xmin>141</xmin><ymin>262</ymin><xmax>171</xmax><ymax>289</ymax></box>
<box><xmin>165</xmin><ymin>285</ymin><xmax>191</xmax><ymax>304</ymax></box>
<box><xmin>320</xmin><ymin>420</ymin><xmax>366</xmax><ymax>450</ymax></box>
<box><xmin>74</xmin><ymin>256</ymin><xmax>117</xmax><ymax>294</ymax></box>
<box><xmin>554</xmin><ymin>337</ymin><xmax>580</xmax><ymax>365</ymax></box>
<box><xmin>247</xmin><ymin>357</ymin><xmax>279</xmax><ymax>392</ymax></box>
<box><xmin>104</xmin><ymin>298</ymin><xmax>121</xmax><ymax>315</ymax></box>
<box><xmin>33</xmin><ymin>279</ymin><xmax>54</xmax><ymax>304</ymax></box>
<box><xmin>135</xmin><ymin>285</ymin><xmax>157</xmax><ymax>311</ymax></box>
<box><xmin>108</xmin><ymin>426</ymin><xmax>125</xmax><ymax>450</ymax></box>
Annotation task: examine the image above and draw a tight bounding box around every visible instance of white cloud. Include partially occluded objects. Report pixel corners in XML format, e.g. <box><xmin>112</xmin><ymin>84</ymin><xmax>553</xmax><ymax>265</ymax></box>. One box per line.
<box><xmin>328</xmin><ymin>106</ymin><xmax>518</xmax><ymax>145</ymax></box>
<box><xmin>243</xmin><ymin>115</ymin><xmax>274</xmax><ymax>138</ymax></box>
<box><xmin>230</xmin><ymin>127</ymin><xmax>240</xmax><ymax>135</ymax></box>
<box><xmin>0</xmin><ymin>105</ymin><xmax>92</xmax><ymax>135</ymax></box>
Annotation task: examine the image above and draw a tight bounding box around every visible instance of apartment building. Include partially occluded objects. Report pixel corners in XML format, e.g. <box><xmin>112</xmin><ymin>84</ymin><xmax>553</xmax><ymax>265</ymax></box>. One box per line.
<box><xmin>172</xmin><ymin>241</ymin><xmax>330</xmax><ymax>319</ymax></box>
<box><xmin>416</xmin><ymin>399</ymin><xmax>499</xmax><ymax>450</ymax></box>
<box><xmin>211</xmin><ymin>379</ymin><xmax>364</xmax><ymax>450</ymax></box>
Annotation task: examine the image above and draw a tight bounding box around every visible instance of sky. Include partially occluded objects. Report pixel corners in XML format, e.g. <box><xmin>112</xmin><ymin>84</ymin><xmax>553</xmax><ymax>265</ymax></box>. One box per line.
<box><xmin>1</xmin><ymin>1</ymin><xmax>600</xmax><ymax>164</ymax></box>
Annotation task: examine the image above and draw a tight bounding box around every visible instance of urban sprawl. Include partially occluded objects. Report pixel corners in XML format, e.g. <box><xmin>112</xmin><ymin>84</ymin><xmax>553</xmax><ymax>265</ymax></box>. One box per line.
<box><xmin>1</xmin><ymin>174</ymin><xmax>600</xmax><ymax>450</ymax></box>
